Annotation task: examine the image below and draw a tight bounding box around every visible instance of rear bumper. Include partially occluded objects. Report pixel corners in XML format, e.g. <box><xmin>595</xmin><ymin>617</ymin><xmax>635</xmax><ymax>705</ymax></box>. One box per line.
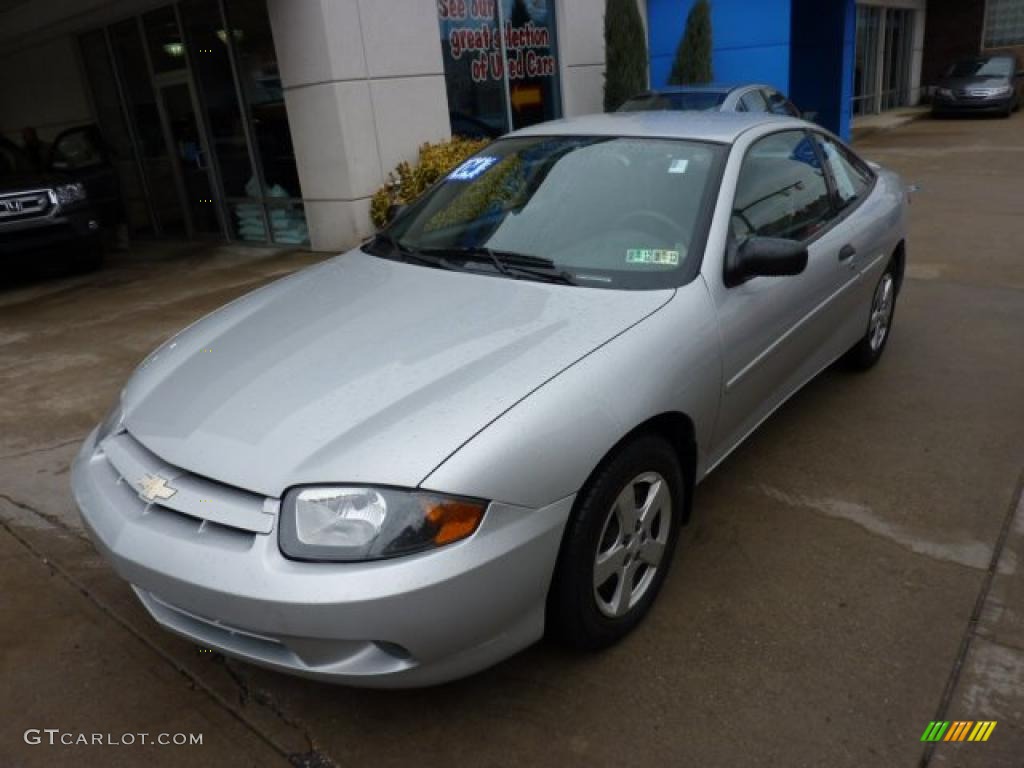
<box><xmin>71</xmin><ymin>427</ymin><xmax>574</xmax><ymax>687</ymax></box>
<box><xmin>0</xmin><ymin>206</ymin><xmax>101</xmax><ymax>257</ymax></box>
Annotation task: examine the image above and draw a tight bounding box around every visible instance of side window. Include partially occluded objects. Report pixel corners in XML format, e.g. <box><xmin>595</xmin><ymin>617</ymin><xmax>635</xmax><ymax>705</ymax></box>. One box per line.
<box><xmin>732</xmin><ymin>130</ymin><xmax>834</xmax><ymax>243</ymax></box>
<box><xmin>51</xmin><ymin>127</ymin><xmax>106</xmax><ymax>170</ymax></box>
<box><xmin>813</xmin><ymin>133</ymin><xmax>873</xmax><ymax>209</ymax></box>
<box><xmin>765</xmin><ymin>89</ymin><xmax>799</xmax><ymax>117</ymax></box>
<box><xmin>739</xmin><ymin>89</ymin><xmax>768</xmax><ymax>112</ymax></box>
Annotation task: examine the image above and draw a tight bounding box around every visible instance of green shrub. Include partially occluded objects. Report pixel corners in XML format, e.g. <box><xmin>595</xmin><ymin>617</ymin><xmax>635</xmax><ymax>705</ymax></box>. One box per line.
<box><xmin>669</xmin><ymin>0</ymin><xmax>713</xmax><ymax>85</ymax></box>
<box><xmin>604</xmin><ymin>0</ymin><xmax>648</xmax><ymax>112</ymax></box>
<box><xmin>370</xmin><ymin>136</ymin><xmax>490</xmax><ymax>228</ymax></box>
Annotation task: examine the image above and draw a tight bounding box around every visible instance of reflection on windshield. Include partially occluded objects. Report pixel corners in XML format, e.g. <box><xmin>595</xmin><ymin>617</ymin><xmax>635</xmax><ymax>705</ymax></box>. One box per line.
<box><xmin>619</xmin><ymin>92</ymin><xmax>728</xmax><ymax>112</ymax></box>
<box><xmin>383</xmin><ymin>136</ymin><xmax>723</xmax><ymax>290</ymax></box>
<box><xmin>947</xmin><ymin>58</ymin><xmax>1012</xmax><ymax>78</ymax></box>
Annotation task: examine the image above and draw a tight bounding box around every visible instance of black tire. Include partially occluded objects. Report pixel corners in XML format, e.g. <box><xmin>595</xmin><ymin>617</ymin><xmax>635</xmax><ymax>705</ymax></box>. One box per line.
<box><xmin>845</xmin><ymin>262</ymin><xmax>897</xmax><ymax>371</ymax></box>
<box><xmin>547</xmin><ymin>434</ymin><xmax>684</xmax><ymax>651</ymax></box>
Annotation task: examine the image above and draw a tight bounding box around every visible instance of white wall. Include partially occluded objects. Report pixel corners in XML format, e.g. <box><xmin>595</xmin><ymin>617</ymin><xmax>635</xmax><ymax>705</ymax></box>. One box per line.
<box><xmin>268</xmin><ymin>0</ymin><xmax>451</xmax><ymax>251</ymax></box>
<box><xmin>556</xmin><ymin>0</ymin><xmax>608</xmax><ymax>116</ymax></box>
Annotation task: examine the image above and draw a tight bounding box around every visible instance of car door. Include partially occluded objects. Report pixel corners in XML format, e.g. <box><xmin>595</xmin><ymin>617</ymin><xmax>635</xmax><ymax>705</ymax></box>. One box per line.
<box><xmin>706</xmin><ymin>129</ymin><xmax>853</xmax><ymax>466</ymax></box>
<box><xmin>50</xmin><ymin>125</ymin><xmax>120</xmax><ymax>229</ymax></box>
<box><xmin>809</xmin><ymin>130</ymin><xmax>890</xmax><ymax>353</ymax></box>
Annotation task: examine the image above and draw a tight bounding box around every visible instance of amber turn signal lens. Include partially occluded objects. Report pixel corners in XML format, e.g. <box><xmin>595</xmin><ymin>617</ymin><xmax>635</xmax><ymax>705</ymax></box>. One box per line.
<box><xmin>423</xmin><ymin>498</ymin><xmax>485</xmax><ymax>545</ymax></box>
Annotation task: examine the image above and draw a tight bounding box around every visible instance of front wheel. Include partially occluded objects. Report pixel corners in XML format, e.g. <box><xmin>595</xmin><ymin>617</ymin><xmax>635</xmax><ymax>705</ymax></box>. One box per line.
<box><xmin>547</xmin><ymin>435</ymin><xmax>684</xmax><ymax>650</ymax></box>
<box><xmin>844</xmin><ymin>265</ymin><xmax>897</xmax><ymax>370</ymax></box>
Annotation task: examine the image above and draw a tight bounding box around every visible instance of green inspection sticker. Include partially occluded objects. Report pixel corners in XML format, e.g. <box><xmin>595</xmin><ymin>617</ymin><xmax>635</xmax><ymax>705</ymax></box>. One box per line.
<box><xmin>626</xmin><ymin>248</ymin><xmax>680</xmax><ymax>266</ymax></box>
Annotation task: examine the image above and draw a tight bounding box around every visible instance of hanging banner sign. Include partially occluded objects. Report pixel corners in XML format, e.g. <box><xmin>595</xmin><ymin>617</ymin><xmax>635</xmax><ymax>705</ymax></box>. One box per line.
<box><xmin>439</xmin><ymin>0</ymin><xmax>557</xmax><ymax>84</ymax></box>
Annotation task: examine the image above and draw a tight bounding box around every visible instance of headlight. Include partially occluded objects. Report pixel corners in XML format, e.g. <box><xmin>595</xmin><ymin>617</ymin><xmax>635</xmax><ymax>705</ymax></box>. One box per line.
<box><xmin>95</xmin><ymin>401</ymin><xmax>125</xmax><ymax>445</ymax></box>
<box><xmin>55</xmin><ymin>182</ymin><xmax>87</xmax><ymax>206</ymax></box>
<box><xmin>937</xmin><ymin>88</ymin><xmax>953</xmax><ymax>98</ymax></box>
<box><xmin>279</xmin><ymin>486</ymin><xmax>486</xmax><ymax>562</ymax></box>
<box><xmin>992</xmin><ymin>84</ymin><xmax>1012</xmax><ymax>96</ymax></box>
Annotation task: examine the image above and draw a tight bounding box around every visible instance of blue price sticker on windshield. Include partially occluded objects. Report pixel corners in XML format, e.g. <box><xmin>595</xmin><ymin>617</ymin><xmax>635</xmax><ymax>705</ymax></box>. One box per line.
<box><xmin>448</xmin><ymin>156</ymin><xmax>498</xmax><ymax>181</ymax></box>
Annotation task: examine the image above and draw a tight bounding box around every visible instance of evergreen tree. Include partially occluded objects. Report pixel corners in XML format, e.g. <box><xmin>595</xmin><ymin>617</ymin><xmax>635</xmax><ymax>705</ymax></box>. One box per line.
<box><xmin>603</xmin><ymin>0</ymin><xmax>648</xmax><ymax>112</ymax></box>
<box><xmin>669</xmin><ymin>0</ymin><xmax>713</xmax><ymax>85</ymax></box>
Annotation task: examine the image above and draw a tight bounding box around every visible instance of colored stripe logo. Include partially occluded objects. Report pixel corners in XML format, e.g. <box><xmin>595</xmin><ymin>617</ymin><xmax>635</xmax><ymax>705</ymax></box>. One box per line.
<box><xmin>921</xmin><ymin>721</ymin><xmax>997</xmax><ymax>742</ymax></box>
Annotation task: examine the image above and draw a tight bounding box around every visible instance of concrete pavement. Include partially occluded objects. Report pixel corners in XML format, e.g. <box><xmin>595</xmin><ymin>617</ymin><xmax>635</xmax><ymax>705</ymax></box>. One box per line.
<box><xmin>1</xmin><ymin>113</ymin><xmax>1022</xmax><ymax>767</ymax></box>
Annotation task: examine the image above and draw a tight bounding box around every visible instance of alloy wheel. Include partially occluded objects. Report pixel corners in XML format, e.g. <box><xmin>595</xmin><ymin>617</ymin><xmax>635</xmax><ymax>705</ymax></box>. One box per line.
<box><xmin>869</xmin><ymin>273</ymin><xmax>895</xmax><ymax>352</ymax></box>
<box><xmin>593</xmin><ymin>471</ymin><xmax>672</xmax><ymax>618</ymax></box>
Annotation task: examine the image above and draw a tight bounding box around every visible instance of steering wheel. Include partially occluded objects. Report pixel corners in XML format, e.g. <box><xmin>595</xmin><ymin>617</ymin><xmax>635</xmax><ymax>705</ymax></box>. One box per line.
<box><xmin>613</xmin><ymin>209</ymin><xmax>688</xmax><ymax>247</ymax></box>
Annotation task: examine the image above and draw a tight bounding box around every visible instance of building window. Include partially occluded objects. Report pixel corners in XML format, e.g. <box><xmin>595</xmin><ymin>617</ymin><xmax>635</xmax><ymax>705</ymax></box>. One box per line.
<box><xmin>78</xmin><ymin>1</ymin><xmax>307</xmax><ymax>245</ymax></box>
<box><xmin>438</xmin><ymin>0</ymin><xmax>562</xmax><ymax>138</ymax></box>
<box><xmin>984</xmin><ymin>0</ymin><xmax>1024</xmax><ymax>47</ymax></box>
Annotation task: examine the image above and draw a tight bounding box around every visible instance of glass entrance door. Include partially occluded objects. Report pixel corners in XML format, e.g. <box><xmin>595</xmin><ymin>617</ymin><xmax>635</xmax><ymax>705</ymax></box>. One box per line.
<box><xmin>853</xmin><ymin>5</ymin><xmax>916</xmax><ymax>116</ymax></box>
<box><xmin>156</xmin><ymin>80</ymin><xmax>222</xmax><ymax>236</ymax></box>
<box><xmin>881</xmin><ymin>8</ymin><xmax>914</xmax><ymax>111</ymax></box>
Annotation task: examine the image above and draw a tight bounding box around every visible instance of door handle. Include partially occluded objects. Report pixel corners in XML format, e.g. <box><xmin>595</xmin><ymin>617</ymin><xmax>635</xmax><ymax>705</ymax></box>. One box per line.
<box><xmin>838</xmin><ymin>244</ymin><xmax>857</xmax><ymax>262</ymax></box>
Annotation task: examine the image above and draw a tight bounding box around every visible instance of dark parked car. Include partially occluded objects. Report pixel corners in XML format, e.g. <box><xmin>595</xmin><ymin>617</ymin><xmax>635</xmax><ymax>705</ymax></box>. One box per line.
<box><xmin>932</xmin><ymin>55</ymin><xmax>1023</xmax><ymax>117</ymax></box>
<box><xmin>618</xmin><ymin>84</ymin><xmax>802</xmax><ymax>117</ymax></box>
<box><xmin>0</xmin><ymin>126</ymin><xmax>117</xmax><ymax>272</ymax></box>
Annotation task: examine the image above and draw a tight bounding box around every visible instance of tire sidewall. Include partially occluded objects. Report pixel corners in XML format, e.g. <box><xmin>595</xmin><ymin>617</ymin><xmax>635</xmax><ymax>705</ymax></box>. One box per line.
<box><xmin>865</xmin><ymin>267</ymin><xmax>897</xmax><ymax>363</ymax></box>
<box><xmin>847</xmin><ymin>264</ymin><xmax>897</xmax><ymax>370</ymax></box>
<box><xmin>549</xmin><ymin>434</ymin><xmax>685</xmax><ymax>649</ymax></box>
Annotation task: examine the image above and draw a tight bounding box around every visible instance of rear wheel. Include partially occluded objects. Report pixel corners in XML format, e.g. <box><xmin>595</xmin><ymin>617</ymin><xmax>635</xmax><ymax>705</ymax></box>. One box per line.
<box><xmin>547</xmin><ymin>435</ymin><xmax>684</xmax><ymax>650</ymax></box>
<box><xmin>845</xmin><ymin>264</ymin><xmax>897</xmax><ymax>370</ymax></box>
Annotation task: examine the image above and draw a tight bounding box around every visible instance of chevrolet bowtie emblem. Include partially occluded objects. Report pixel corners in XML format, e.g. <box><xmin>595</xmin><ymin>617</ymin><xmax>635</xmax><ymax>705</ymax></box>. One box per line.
<box><xmin>138</xmin><ymin>473</ymin><xmax>177</xmax><ymax>503</ymax></box>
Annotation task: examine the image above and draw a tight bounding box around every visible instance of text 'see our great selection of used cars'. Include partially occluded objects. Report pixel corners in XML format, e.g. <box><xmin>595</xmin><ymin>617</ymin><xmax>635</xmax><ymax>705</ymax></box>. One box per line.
<box><xmin>72</xmin><ymin>112</ymin><xmax>907</xmax><ymax>688</ymax></box>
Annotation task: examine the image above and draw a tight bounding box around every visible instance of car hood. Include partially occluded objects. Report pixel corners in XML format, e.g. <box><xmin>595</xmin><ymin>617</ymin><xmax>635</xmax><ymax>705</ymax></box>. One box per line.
<box><xmin>121</xmin><ymin>250</ymin><xmax>673</xmax><ymax>498</ymax></box>
<box><xmin>0</xmin><ymin>172</ymin><xmax>67</xmax><ymax>193</ymax></box>
<box><xmin>937</xmin><ymin>76</ymin><xmax>1009</xmax><ymax>89</ymax></box>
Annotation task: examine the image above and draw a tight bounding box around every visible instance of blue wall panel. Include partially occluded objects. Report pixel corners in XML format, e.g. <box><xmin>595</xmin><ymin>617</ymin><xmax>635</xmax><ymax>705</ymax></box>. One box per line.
<box><xmin>646</xmin><ymin>0</ymin><xmax>792</xmax><ymax>91</ymax></box>
<box><xmin>715</xmin><ymin>45</ymin><xmax>791</xmax><ymax>94</ymax></box>
<box><xmin>788</xmin><ymin>0</ymin><xmax>855</xmax><ymax>138</ymax></box>
<box><xmin>644</xmin><ymin>0</ymin><xmax>856</xmax><ymax>139</ymax></box>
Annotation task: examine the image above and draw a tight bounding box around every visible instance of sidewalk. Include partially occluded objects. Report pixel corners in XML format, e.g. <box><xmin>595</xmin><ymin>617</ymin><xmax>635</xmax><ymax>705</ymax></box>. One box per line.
<box><xmin>852</xmin><ymin>105</ymin><xmax>930</xmax><ymax>141</ymax></box>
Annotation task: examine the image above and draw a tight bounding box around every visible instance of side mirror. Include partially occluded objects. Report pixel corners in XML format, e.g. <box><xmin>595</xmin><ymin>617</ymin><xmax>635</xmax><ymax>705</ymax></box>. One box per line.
<box><xmin>725</xmin><ymin>236</ymin><xmax>808</xmax><ymax>286</ymax></box>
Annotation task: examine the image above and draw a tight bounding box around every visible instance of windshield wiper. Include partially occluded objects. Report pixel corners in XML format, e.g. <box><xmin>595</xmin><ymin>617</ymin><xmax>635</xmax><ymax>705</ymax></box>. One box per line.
<box><xmin>370</xmin><ymin>233</ymin><xmax>456</xmax><ymax>270</ymax></box>
<box><xmin>418</xmin><ymin>246</ymin><xmax>577</xmax><ymax>285</ymax></box>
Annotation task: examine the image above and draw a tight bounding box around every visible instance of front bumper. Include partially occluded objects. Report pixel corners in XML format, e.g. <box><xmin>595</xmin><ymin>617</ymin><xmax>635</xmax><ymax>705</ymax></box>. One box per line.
<box><xmin>71</xmin><ymin>427</ymin><xmax>574</xmax><ymax>687</ymax></box>
<box><xmin>0</xmin><ymin>206</ymin><xmax>100</xmax><ymax>257</ymax></box>
<box><xmin>932</xmin><ymin>95</ymin><xmax>1014</xmax><ymax>113</ymax></box>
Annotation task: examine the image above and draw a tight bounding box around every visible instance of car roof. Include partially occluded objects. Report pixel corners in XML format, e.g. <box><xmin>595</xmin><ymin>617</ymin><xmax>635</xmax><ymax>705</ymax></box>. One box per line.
<box><xmin>635</xmin><ymin>83</ymin><xmax>768</xmax><ymax>95</ymax></box>
<box><xmin>507</xmin><ymin>111</ymin><xmax>805</xmax><ymax>144</ymax></box>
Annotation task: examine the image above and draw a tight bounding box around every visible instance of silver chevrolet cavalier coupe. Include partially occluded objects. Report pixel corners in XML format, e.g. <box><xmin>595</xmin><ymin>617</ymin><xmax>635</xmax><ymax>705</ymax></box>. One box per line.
<box><xmin>73</xmin><ymin>112</ymin><xmax>906</xmax><ymax>687</ymax></box>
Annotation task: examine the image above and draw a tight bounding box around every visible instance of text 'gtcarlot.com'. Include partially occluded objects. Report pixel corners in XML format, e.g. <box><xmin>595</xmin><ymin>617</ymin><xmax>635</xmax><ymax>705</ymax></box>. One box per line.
<box><xmin>24</xmin><ymin>730</ymin><xmax>203</xmax><ymax>746</ymax></box>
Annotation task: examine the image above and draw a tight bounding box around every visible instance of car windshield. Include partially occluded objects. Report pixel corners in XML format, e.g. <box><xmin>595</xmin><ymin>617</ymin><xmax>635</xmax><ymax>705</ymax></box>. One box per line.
<box><xmin>376</xmin><ymin>136</ymin><xmax>725</xmax><ymax>290</ymax></box>
<box><xmin>618</xmin><ymin>92</ymin><xmax>728</xmax><ymax>112</ymax></box>
<box><xmin>946</xmin><ymin>58</ymin><xmax>1013</xmax><ymax>77</ymax></box>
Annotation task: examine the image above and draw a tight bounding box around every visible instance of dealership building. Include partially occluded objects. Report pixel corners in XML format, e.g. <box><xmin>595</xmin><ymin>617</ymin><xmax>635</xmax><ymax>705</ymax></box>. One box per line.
<box><xmin>1</xmin><ymin>0</ymin><xmax>1021</xmax><ymax>252</ymax></box>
